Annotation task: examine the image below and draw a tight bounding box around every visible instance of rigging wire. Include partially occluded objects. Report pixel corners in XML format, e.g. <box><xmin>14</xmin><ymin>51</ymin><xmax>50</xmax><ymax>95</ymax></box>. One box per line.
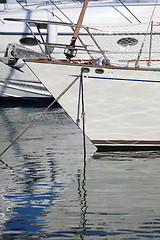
<box><xmin>48</xmin><ymin>0</ymin><xmax>93</xmax><ymax>59</ymax></box>
<box><xmin>135</xmin><ymin>0</ymin><xmax>158</xmax><ymax>67</ymax></box>
<box><xmin>49</xmin><ymin>0</ymin><xmax>74</xmax><ymax>23</ymax></box>
<box><xmin>118</xmin><ymin>0</ymin><xmax>141</xmax><ymax>23</ymax></box>
<box><xmin>112</xmin><ymin>6</ymin><xmax>132</xmax><ymax>24</ymax></box>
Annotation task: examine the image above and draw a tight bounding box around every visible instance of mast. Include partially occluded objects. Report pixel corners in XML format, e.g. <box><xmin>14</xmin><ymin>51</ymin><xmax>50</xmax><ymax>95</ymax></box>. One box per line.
<box><xmin>64</xmin><ymin>0</ymin><xmax>89</xmax><ymax>60</ymax></box>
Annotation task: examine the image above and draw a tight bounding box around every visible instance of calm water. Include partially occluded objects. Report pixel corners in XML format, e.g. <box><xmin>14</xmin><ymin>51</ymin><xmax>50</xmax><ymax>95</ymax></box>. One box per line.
<box><xmin>1</xmin><ymin>104</ymin><xmax>160</xmax><ymax>239</ymax></box>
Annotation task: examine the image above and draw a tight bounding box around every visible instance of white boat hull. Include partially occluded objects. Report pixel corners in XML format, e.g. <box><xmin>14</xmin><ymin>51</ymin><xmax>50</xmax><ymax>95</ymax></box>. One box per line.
<box><xmin>0</xmin><ymin>61</ymin><xmax>53</xmax><ymax>103</ymax></box>
<box><xmin>26</xmin><ymin>59</ymin><xmax>160</xmax><ymax>151</ymax></box>
<box><xmin>1</xmin><ymin>0</ymin><xmax>160</xmax><ymax>102</ymax></box>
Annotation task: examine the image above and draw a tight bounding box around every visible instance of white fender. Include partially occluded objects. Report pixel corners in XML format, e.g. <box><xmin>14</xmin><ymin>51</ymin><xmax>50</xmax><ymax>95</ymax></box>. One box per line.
<box><xmin>46</xmin><ymin>24</ymin><xmax>57</xmax><ymax>54</ymax></box>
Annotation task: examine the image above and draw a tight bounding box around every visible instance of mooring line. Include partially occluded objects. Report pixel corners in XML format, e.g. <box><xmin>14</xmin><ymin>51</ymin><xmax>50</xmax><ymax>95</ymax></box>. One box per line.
<box><xmin>0</xmin><ymin>67</ymin><xmax>84</xmax><ymax>169</ymax></box>
<box><xmin>0</xmin><ymin>158</ymin><xmax>13</xmax><ymax>170</ymax></box>
<box><xmin>80</xmin><ymin>70</ymin><xmax>86</xmax><ymax>160</ymax></box>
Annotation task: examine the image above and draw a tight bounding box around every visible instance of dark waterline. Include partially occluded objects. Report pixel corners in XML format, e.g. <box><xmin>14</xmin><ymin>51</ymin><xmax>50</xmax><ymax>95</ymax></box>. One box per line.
<box><xmin>1</xmin><ymin>105</ymin><xmax>160</xmax><ymax>239</ymax></box>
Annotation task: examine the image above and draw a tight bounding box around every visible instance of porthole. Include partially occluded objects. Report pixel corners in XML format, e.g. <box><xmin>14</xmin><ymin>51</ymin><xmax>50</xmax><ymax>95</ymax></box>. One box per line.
<box><xmin>117</xmin><ymin>37</ymin><xmax>138</xmax><ymax>47</ymax></box>
<box><xmin>95</xmin><ymin>69</ymin><xmax>104</xmax><ymax>74</ymax></box>
<box><xmin>81</xmin><ymin>67</ymin><xmax>90</xmax><ymax>73</ymax></box>
<box><xmin>20</xmin><ymin>37</ymin><xmax>40</xmax><ymax>46</ymax></box>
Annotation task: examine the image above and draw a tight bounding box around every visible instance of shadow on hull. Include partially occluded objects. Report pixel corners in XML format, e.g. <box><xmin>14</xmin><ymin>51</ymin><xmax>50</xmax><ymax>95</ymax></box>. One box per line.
<box><xmin>0</xmin><ymin>97</ymin><xmax>61</xmax><ymax>108</ymax></box>
<box><xmin>95</xmin><ymin>145</ymin><xmax>160</xmax><ymax>152</ymax></box>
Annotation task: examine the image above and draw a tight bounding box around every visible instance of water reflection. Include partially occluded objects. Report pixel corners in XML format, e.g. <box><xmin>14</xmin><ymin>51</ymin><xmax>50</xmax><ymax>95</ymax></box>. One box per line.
<box><xmin>3</xmin><ymin>154</ymin><xmax>60</xmax><ymax>237</ymax></box>
<box><xmin>0</xmin><ymin>106</ymin><xmax>95</xmax><ymax>239</ymax></box>
<box><xmin>38</xmin><ymin>151</ymin><xmax>160</xmax><ymax>239</ymax></box>
<box><xmin>2</xmin><ymin>106</ymin><xmax>160</xmax><ymax>239</ymax></box>
<box><xmin>77</xmin><ymin>158</ymin><xmax>88</xmax><ymax>240</ymax></box>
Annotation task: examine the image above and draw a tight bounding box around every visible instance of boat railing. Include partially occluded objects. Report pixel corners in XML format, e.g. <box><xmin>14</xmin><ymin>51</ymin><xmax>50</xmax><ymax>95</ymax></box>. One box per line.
<box><xmin>3</xmin><ymin>18</ymin><xmax>160</xmax><ymax>69</ymax></box>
